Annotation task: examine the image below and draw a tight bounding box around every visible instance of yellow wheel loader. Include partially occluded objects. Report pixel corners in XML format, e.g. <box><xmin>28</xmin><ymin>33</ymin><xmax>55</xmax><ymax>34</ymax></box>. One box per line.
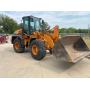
<box><xmin>11</xmin><ymin>16</ymin><xmax>90</xmax><ymax>63</ymax></box>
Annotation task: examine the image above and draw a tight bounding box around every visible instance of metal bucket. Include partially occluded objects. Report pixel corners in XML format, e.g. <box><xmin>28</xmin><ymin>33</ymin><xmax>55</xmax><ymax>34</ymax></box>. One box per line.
<box><xmin>53</xmin><ymin>35</ymin><xmax>90</xmax><ymax>63</ymax></box>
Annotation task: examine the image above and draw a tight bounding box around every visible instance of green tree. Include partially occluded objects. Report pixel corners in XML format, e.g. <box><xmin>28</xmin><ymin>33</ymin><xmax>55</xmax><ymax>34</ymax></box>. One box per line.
<box><xmin>60</xmin><ymin>27</ymin><xmax>89</xmax><ymax>34</ymax></box>
<box><xmin>0</xmin><ymin>14</ymin><xmax>19</xmax><ymax>34</ymax></box>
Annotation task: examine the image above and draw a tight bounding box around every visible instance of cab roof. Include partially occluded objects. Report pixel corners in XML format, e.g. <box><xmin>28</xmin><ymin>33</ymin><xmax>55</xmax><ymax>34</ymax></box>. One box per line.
<box><xmin>22</xmin><ymin>15</ymin><xmax>41</xmax><ymax>19</ymax></box>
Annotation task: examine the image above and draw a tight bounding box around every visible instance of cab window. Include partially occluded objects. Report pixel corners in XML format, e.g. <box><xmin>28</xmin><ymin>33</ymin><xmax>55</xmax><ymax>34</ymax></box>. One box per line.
<box><xmin>23</xmin><ymin>18</ymin><xmax>29</xmax><ymax>34</ymax></box>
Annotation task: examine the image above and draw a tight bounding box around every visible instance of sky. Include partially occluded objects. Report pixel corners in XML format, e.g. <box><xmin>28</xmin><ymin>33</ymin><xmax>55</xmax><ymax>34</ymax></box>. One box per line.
<box><xmin>0</xmin><ymin>11</ymin><xmax>90</xmax><ymax>29</ymax></box>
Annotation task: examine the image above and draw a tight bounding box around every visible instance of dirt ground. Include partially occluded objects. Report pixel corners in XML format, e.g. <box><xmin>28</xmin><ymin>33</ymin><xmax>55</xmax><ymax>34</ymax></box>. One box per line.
<box><xmin>0</xmin><ymin>37</ymin><xmax>90</xmax><ymax>78</ymax></box>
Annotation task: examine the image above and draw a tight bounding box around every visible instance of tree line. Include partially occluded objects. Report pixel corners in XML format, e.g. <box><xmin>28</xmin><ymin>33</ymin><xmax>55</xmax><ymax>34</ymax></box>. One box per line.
<box><xmin>59</xmin><ymin>28</ymin><xmax>89</xmax><ymax>33</ymax></box>
<box><xmin>0</xmin><ymin>14</ymin><xmax>90</xmax><ymax>34</ymax></box>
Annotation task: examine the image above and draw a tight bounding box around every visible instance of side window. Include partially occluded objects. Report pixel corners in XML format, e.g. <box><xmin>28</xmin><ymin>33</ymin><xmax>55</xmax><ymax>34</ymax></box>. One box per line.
<box><xmin>30</xmin><ymin>22</ymin><xmax>34</xmax><ymax>30</ymax></box>
<box><xmin>24</xmin><ymin>20</ymin><xmax>28</xmax><ymax>30</ymax></box>
<box><xmin>35</xmin><ymin>21</ymin><xmax>40</xmax><ymax>31</ymax></box>
<box><xmin>23</xmin><ymin>19</ymin><xmax>29</xmax><ymax>34</ymax></box>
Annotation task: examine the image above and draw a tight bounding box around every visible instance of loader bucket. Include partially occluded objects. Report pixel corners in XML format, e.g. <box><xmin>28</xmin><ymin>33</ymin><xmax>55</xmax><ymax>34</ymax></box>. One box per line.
<box><xmin>53</xmin><ymin>35</ymin><xmax>90</xmax><ymax>63</ymax></box>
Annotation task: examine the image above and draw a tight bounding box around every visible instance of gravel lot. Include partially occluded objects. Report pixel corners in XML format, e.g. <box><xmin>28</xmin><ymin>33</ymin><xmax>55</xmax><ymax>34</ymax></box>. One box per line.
<box><xmin>0</xmin><ymin>37</ymin><xmax>90</xmax><ymax>78</ymax></box>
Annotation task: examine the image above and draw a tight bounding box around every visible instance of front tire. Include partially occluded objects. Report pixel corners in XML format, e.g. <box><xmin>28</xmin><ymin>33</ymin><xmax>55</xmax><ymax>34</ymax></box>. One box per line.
<box><xmin>30</xmin><ymin>40</ymin><xmax>46</xmax><ymax>60</ymax></box>
<box><xmin>13</xmin><ymin>38</ymin><xmax>25</xmax><ymax>53</ymax></box>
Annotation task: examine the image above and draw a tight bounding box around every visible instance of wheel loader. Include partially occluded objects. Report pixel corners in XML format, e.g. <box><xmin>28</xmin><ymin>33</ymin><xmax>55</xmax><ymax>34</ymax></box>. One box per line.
<box><xmin>11</xmin><ymin>15</ymin><xmax>90</xmax><ymax>63</ymax></box>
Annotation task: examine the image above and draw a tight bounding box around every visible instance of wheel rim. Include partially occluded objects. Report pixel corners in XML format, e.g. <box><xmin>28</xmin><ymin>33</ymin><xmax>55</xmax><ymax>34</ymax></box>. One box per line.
<box><xmin>32</xmin><ymin>45</ymin><xmax>39</xmax><ymax>55</ymax></box>
<box><xmin>14</xmin><ymin>42</ymin><xmax>20</xmax><ymax>49</ymax></box>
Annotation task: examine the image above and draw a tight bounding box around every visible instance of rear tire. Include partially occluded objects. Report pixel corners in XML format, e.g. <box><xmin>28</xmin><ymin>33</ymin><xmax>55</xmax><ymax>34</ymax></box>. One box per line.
<box><xmin>30</xmin><ymin>40</ymin><xmax>46</xmax><ymax>60</ymax></box>
<box><xmin>13</xmin><ymin>38</ymin><xmax>25</xmax><ymax>53</ymax></box>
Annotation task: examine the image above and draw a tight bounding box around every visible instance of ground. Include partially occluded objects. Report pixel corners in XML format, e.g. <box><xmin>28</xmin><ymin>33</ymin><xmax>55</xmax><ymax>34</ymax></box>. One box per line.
<box><xmin>0</xmin><ymin>37</ymin><xmax>90</xmax><ymax>78</ymax></box>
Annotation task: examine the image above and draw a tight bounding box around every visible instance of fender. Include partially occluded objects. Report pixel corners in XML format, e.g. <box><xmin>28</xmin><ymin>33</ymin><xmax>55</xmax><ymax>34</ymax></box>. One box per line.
<box><xmin>11</xmin><ymin>34</ymin><xmax>23</xmax><ymax>44</ymax></box>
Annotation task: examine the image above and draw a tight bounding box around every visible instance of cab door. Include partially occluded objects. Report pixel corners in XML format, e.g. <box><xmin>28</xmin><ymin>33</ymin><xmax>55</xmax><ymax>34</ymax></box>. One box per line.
<box><xmin>29</xmin><ymin>18</ymin><xmax>35</xmax><ymax>34</ymax></box>
<box><xmin>23</xmin><ymin>17</ymin><xmax>30</xmax><ymax>35</ymax></box>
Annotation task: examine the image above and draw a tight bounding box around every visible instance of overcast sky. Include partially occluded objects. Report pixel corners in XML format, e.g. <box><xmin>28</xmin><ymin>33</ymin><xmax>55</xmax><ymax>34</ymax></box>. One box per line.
<box><xmin>0</xmin><ymin>11</ymin><xmax>90</xmax><ymax>29</ymax></box>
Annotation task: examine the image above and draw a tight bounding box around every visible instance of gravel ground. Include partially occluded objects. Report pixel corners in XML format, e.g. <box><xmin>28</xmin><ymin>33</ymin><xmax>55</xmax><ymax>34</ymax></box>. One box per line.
<box><xmin>0</xmin><ymin>37</ymin><xmax>90</xmax><ymax>78</ymax></box>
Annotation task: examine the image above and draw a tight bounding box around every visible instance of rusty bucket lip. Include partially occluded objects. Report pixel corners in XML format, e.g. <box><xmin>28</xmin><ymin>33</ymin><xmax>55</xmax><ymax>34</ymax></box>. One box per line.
<box><xmin>61</xmin><ymin>35</ymin><xmax>82</xmax><ymax>42</ymax></box>
<box><xmin>61</xmin><ymin>35</ymin><xmax>81</xmax><ymax>37</ymax></box>
<box><xmin>61</xmin><ymin>35</ymin><xmax>82</xmax><ymax>41</ymax></box>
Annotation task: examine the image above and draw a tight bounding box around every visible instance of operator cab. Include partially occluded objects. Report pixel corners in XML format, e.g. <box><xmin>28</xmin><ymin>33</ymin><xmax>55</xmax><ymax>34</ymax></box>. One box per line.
<box><xmin>22</xmin><ymin>16</ymin><xmax>46</xmax><ymax>35</ymax></box>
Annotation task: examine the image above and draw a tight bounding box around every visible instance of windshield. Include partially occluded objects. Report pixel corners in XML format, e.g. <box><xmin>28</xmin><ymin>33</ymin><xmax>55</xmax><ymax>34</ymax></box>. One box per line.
<box><xmin>34</xmin><ymin>18</ymin><xmax>46</xmax><ymax>31</ymax></box>
<box><xmin>33</xmin><ymin>18</ymin><xmax>41</xmax><ymax>31</ymax></box>
<box><xmin>35</xmin><ymin>19</ymin><xmax>41</xmax><ymax>31</ymax></box>
<box><xmin>32</xmin><ymin>17</ymin><xmax>49</xmax><ymax>31</ymax></box>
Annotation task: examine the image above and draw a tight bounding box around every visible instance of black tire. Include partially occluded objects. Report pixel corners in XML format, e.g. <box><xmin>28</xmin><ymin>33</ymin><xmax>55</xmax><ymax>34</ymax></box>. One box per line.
<box><xmin>30</xmin><ymin>40</ymin><xmax>46</xmax><ymax>60</ymax></box>
<box><xmin>49</xmin><ymin>49</ymin><xmax>52</xmax><ymax>54</ymax></box>
<box><xmin>13</xmin><ymin>38</ymin><xmax>25</xmax><ymax>53</ymax></box>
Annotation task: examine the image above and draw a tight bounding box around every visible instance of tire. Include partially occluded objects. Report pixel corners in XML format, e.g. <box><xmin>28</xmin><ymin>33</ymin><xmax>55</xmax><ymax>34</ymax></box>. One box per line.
<box><xmin>49</xmin><ymin>49</ymin><xmax>52</xmax><ymax>54</ymax></box>
<box><xmin>30</xmin><ymin>40</ymin><xmax>46</xmax><ymax>60</ymax></box>
<box><xmin>13</xmin><ymin>38</ymin><xmax>25</xmax><ymax>53</ymax></box>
